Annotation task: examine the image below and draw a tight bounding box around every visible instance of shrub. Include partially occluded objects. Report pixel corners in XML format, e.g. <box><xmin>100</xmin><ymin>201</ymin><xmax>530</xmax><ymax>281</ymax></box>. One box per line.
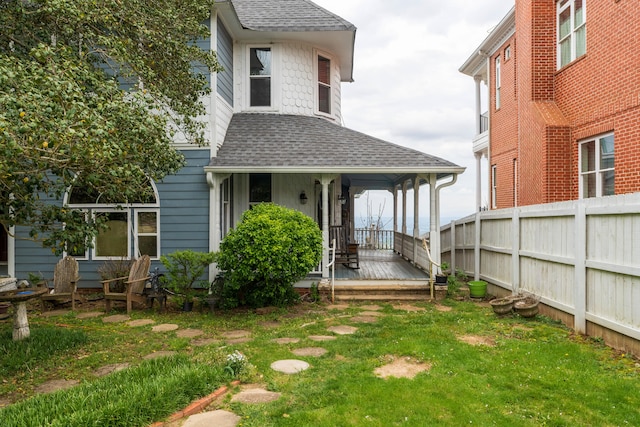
<box><xmin>217</xmin><ymin>203</ymin><xmax>323</xmax><ymax>308</ymax></box>
<box><xmin>160</xmin><ymin>250</ymin><xmax>217</xmax><ymax>306</ymax></box>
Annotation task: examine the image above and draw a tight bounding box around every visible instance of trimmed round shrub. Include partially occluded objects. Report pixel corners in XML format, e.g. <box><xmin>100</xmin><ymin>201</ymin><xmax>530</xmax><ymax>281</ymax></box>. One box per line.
<box><xmin>218</xmin><ymin>203</ymin><xmax>322</xmax><ymax>308</ymax></box>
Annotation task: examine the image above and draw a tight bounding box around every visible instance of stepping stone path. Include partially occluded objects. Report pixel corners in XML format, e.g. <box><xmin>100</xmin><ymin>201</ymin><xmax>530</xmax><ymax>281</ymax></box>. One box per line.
<box><xmin>152</xmin><ymin>323</ymin><xmax>179</xmax><ymax>332</ymax></box>
<box><xmin>292</xmin><ymin>347</ymin><xmax>327</xmax><ymax>357</ymax></box>
<box><xmin>393</xmin><ymin>304</ymin><xmax>427</xmax><ymax>312</ymax></box>
<box><xmin>182</xmin><ymin>410</ymin><xmax>241</xmax><ymax>427</ymax></box>
<box><xmin>359</xmin><ymin>304</ymin><xmax>382</xmax><ymax>311</ymax></box>
<box><xmin>434</xmin><ymin>304</ymin><xmax>452</xmax><ymax>312</ymax></box>
<box><xmin>176</xmin><ymin>328</ymin><xmax>204</xmax><ymax>338</ymax></box>
<box><xmin>272</xmin><ymin>337</ymin><xmax>300</xmax><ymax>344</ymax></box>
<box><xmin>127</xmin><ymin>319</ymin><xmax>155</xmax><ymax>327</ymax></box>
<box><xmin>258</xmin><ymin>321</ymin><xmax>281</xmax><ymax>329</ymax></box>
<box><xmin>231</xmin><ymin>388</ymin><xmax>281</xmax><ymax>404</ymax></box>
<box><xmin>222</xmin><ymin>329</ymin><xmax>252</xmax><ymax>344</ymax></box>
<box><xmin>360</xmin><ymin>311</ymin><xmax>384</xmax><ymax>316</ymax></box>
<box><xmin>76</xmin><ymin>311</ymin><xmax>103</xmax><ymax>319</ymax></box>
<box><xmin>35</xmin><ymin>379</ymin><xmax>79</xmax><ymax>394</ymax></box>
<box><xmin>349</xmin><ymin>315</ymin><xmax>378</xmax><ymax>323</ymax></box>
<box><xmin>144</xmin><ymin>350</ymin><xmax>178</xmax><ymax>360</ymax></box>
<box><xmin>93</xmin><ymin>363</ymin><xmax>130</xmax><ymax>377</ymax></box>
<box><xmin>327</xmin><ymin>325</ymin><xmax>358</xmax><ymax>335</ymax></box>
<box><xmin>308</xmin><ymin>335</ymin><xmax>336</xmax><ymax>341</ymax></box>
<box><xmin>191</xmin><ymin>337</ymin><xmax>220</xmax><ymax>347</ymax></box>
<box><xmin>102</xmin><ymin>314</ymin><xmax>130</xmax><ymax>323</ymax></box>
<box><xmin>270</xmin><ymin>359</ymin><xmax>310</xmax><ymax>374</ymax></box>
<box><xmin>40</xmin><ymin>309</ymin><xmax>70</xmax><ymax>318</ymax></box>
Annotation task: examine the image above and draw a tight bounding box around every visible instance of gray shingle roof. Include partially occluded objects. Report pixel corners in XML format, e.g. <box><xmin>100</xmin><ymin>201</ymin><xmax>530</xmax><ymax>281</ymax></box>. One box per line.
<box><xmin>229</xmin><ymin>0</ymin><xmax>356</xmax><ymax>32</ymax></box>
<box><xmin>207</xmin><ymin>113</ymin><xmax>463</xmax><ymax>176</ymax></box>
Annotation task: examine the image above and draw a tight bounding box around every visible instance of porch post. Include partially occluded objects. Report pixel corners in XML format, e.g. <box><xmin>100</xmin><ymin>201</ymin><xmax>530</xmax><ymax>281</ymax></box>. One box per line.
<box><xmin>320</xmin><ymin>175</ymin><xmax>334</xmax><ymax>278</ymax></box>
<box><xmin>429</xmin><ymin>174</ymin><xmax>438</xmax><ymax>268</ymax></box>
<box><xmin>393</xmin><ymin>186</ymin><xmax>398</xmax><ymax>233</ymax></box>
<box><xmin>401</xmin><ymin>181</ymin><xmax>408</xmax><ymax>257</ymax></box>
<box><xmin>206</xmin><ymin>172</ymin><xmax>230</xmax><ymax>282</ymax></box>
<box><xmin>413</xmin><ymin>175</ymin><xmax>420</xmax><ymax>264</ymax></box>
<box><xmin>475</xmin><ymin>152</ymin><xmax>483</xmax><ymax>211</ymax></box>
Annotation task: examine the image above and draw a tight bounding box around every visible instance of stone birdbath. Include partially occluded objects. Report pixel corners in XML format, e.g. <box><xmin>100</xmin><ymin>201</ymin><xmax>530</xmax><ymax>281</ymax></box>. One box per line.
<box><xmin>0</xmin><ymin>288</ymin><xmax>48</xmax><ymax>341</ymax></box>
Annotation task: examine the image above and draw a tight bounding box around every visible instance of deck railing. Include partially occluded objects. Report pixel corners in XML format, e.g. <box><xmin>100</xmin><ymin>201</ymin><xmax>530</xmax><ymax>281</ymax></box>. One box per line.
<box><xmin>354</xmin><ymin>228</ymin><xmax>394</xmax><ymax>250</ymax></box>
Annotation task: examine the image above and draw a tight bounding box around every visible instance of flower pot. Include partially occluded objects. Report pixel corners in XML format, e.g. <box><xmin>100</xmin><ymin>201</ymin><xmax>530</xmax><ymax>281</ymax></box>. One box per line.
<box><xmin>490</xmin><ymin>297</ymin><xmax>513</xmax><ymax>315</ymax></box>
<box><xmin>514</xmin><ymin>298</ymin><xmax>539</xmax><ymax>318</ymax></box>
<box><xmin>0</xmin><ymin>302</ymin><xmax>10</xmax><ymax>315</ymax></box>
<box><xmin>435</xmin><ymin>274</ymin><xmax>448</xmax><ymax>284</ymax></box>
<box><xmin>182</xmin><ymin>301</ymin><xmax>194</xmax><ymax>312</ymax></box>
<box><xmin>468</xmin><ymin>280</ymin><xmax>487</xmax><ymax>298</ymax></box>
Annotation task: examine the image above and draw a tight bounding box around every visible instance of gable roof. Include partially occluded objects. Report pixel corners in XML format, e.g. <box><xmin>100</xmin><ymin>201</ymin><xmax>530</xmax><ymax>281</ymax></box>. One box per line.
<box><xmin>230</xmin><ymin>0</ymin><xmax>356</xmax><ymax>32</ymax></box>
<box><xmin>217</xmin><ymin>0</ymin><xmax>356</xmax><ymax>82</ymax></box>
<box><xmin>205</xmin><ymin>113</ymin><xmax>464</xmax><ymax>187</ymax></box>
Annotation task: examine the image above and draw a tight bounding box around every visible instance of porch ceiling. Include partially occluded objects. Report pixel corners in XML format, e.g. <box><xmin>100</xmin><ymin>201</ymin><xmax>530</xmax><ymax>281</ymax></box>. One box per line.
<box><xmin>205</xmin><ymin>113</ymin><xmax>465</xmax><ymax>187</ymax></box>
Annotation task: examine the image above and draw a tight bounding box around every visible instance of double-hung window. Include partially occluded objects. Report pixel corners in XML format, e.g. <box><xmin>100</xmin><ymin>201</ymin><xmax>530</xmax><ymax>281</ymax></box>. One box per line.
<box><xmin>495</xmin><ymin>56</ymin><xmax>501</xmax><ymax>110</ymax></box>
<box><xmin>317</xmin><ymin>54</ymin><xmax>331</xmax><ymax>114</ymax></box>
<box><xmin>249</xmin><ymin>47</ymin><xmax>271</xmax><ymax>107</ymax></box>
<box><xmin>558</xmin><ymin>0</ymin><xmax>586</xmax><ymax>68</ymax></box>
<box><xmin>579</xmin><ymin>133</ymin><xmax>614</xmax><ymax>198</ymax></box>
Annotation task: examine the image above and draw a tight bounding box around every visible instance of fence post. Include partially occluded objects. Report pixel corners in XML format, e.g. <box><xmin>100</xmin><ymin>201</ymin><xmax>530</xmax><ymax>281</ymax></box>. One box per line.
<box><xmin>474</xmin><ymin>211</ymin><xmax>481</xmax><ymax>280</ymax></box>
<box><xmin>574</xmin><ymin>202</ymin><xmax>587</xmax><ymax>334</ymax></box>
<box><xmin>512</xmin><ymin>209</ymin><xmax>520</xmax><ymax>294</ymax></box>
<box><xmin>450</xmin><ymin>220</ymin><xmax>456</xmax><ymax>273</ymax></box>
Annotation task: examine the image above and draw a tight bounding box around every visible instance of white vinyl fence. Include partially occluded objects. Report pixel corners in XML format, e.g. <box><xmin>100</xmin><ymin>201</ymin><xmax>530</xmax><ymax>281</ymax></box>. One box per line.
<box><xmin>442</xmin><ymin>193</ymin><xmax>640</xmax><ymax>342</ymax></box>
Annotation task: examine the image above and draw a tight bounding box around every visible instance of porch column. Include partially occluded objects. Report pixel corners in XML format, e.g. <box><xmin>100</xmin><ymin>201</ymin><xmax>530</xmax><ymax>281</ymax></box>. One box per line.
<box><xmin>392</xmin><ymin>186</ymin><xmax>398</xmax><ymax>233</ymax></box>
<box><xmin>206</xmin><ymin>172</ymin><xmax>230</xmax><ymax>281</ymax></box>
<box><xmin>474</xmin><ymin>76</ymin><xmax>482</xmax><ymax>134</ymax></box>
<box><xmin>401</xmin><ymin>181</ymin><xmax>408</xmax><ymax>257</ymax></box>
<box><xmin>320</xmin><ymin>175</ymin><xmax>334</xmax><ymax>278</ymax></box>
<box><xmin>429</xmin><ymin>174</ymin><xmax>438</xmax><ymax>268</ymax></box>
<box><xmin>413</xmin><ymin>175</ymin><xmax>420</xmax><ymax>264</ymax></box>
<box><xmin>475</xmin><ymin>152</ymin><xmax>483</xmax><ymax>211</ymax></box>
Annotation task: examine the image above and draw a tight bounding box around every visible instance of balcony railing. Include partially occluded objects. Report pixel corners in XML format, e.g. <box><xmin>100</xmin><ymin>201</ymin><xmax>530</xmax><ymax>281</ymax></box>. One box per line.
<box><xmin>479</xmin><ymin>112</ymin><xmax>489</xmax><ymax>134</ymax></box>
<box><xmin>354</xmin><ymin>228</ymin><xmax>394</xmax><ymax>250</ymax></box>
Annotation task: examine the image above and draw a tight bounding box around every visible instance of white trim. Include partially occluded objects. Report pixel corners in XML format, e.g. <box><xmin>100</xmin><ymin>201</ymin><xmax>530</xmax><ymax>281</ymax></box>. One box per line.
<box><xmin>578</xmin><ymin>132</ymin><xmax>614</xmax><ymax>199</ymax></box>
<box><xmin>557</xmin><ymin>0</ymin><xmax>587</xmax><ymax>69</ymax></box>
<box><xmin>245</xmin><ymin>44</ymin><xmax>279</xmax><ymax>111</ymax></box>
<box><xmin>314</xmin><ymin>48</ymin><xmax>334</xmax><ymax>118</ymax></box>
<box><xmin>134</xmin><ymin>209</ymin><xmax>160</xmax><ymax>260</ymax></box>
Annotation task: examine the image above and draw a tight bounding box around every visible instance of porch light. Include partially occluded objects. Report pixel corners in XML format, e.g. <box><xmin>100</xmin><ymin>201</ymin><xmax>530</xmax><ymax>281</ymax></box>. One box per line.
<box><xmin>299</xmin><ymin>191</ymin><xmax>308</xmax><ymax>205</ymax></box>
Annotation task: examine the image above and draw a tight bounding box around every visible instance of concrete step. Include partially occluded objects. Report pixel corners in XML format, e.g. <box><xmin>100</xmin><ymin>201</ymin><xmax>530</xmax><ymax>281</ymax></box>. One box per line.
<box><xmin>320</xmin><ymin>283</ymin><xmax>444</xmax><ymax>302</ymax></box>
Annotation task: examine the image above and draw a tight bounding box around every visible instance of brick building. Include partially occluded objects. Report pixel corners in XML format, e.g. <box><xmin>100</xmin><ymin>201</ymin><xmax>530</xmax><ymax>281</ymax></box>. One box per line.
<box><xmin>459</xmin><ymin>0</ymin><xmax>640</xmax><ymax>210</ymax></box>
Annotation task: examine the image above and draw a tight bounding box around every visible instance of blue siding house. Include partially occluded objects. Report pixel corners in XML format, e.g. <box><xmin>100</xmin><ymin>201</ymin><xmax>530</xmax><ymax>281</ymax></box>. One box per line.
<box><xmin>5</xmin><ymin>0</ymin><xmax>464</xmax><ymax>291</ymax></box>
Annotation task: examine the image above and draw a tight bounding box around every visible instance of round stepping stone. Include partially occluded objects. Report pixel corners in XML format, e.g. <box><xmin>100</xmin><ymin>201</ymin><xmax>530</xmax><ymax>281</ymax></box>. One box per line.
<box><xmin>272</xmin><ymin>337</ymin><xmax>300</xmax><ymax>344</ymax></box>
<box><xmin>35</xmin><ymin>379</ymin><xmax>79</xmax><ymax>394</ymax></box>
<box><xmin>76</xmin><ymin>311</ymin><xmax>103</xmax><ymax>319</ymax></box>
<box><xmin>152</xmin><ymin>323</ymin><xmax>179</xmax><ymax>332</ymax></box>
<box><xmin>176</xmin><ymin>328</ymin><xmax>204</xmax><ymax>338</ymax></box>
<box><xmin>360</xmin><ymin>311</ymin><xmax>383</xmax><ymax>316</ymax></box>
<box><xmin>231</xmin><ymin>388</ymin><xmax>282</xmax><ymax>404</ymax></box>
<box><xmin>327</xmin><ymin>325</ymin><xmax>358</xmax><ymax>335</ymax></box>
<box><xmin>127</xmin><ymin>319</ymin><xmax>155</xmax><ymax>327</ymax></box>
<box><xmin>326</xmin><ymin>304</ymin><xmax>350</xmax><ymax>310</ymax></box>
<box><xmin>270</xmin><ymin>359</ymin><xmax>310</xmax><ymax>374</ymax></box>
<box><xmin>102</xmin><ymin>314</ymin><xmax>130</xmax><ymax>323</ymax></box>
<box><xmin>191</xmin><ymin>338</ymin><xmax>220</xmax><ymax>347</ymax></box>
<box><xmin>40</xmin><ymin>310</ymin><xmax>70</xmax><ymax>318</ymax></box>
<box><xmin>258</xmin><ymin>320</ymin><xmax>281</xmax><ymax>329</ymax></box>
<box><xmin>393</xmin><ymin>304</ymin><xmax>426</xmax><ymax>312</ymax></box>
<box><xmin>350</xmin><ymin>315</ymin><xmax>378</xmax><ymax>323</ymax></box>
<box><xmin>143</xmin><ymin>350</ymin><xmax>177</xmax><ymax>360</ymax></box>
<box><xmin>182</xmin><ymin>410</ymin><xmax>241</xmax><ymax>427</ymax></box>
<box><xmin>226</xmin><ymin>337</ymin><xmax>252</xmax><ymax>345</ymax></box>
<box><xmin>222</xmin><ymin>329</ymin><xmax>250</xmax><ymax>339</ymax></box>
<box><xmin>359</xmin><ymin>304</ymin><xmax>382</xmax><ymax>311</ymax></box>
<box><xmin>93</xmin><ymin>363</ymin><xmax>130</xmax><ymax>377</ymax></box>
<box><xmin>308</xmin><ymin>335</ymin><xmax>337</xmax><ymax>342</ymax></box>
<box><xmin>292</xmin><ymin>347</ymin><xmax>327</xmax><ymax>357</ymax></box>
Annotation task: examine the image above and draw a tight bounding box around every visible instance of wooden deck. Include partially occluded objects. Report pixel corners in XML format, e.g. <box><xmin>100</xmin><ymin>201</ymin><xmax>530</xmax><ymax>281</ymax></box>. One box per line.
<box><xmin>333</xmin><ymin>249</ymin><xmax>429</xmax><ymax>283</ymax></box>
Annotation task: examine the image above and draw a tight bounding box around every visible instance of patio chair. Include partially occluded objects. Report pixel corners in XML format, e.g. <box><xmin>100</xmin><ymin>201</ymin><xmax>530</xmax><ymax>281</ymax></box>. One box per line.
<box><xmin>102</xmin><ymin>255</ymin><xmax>151</xmax><ymax>314</ymax></box>
<box><xmin>40</xmin><ymin>256</ymin><xmax>80</xmax><ymax>311</ymax></box>
<box><xmin>329</xmin><ymin>225</ymin><xmax>360</xmax><ymax>269</ymax></box>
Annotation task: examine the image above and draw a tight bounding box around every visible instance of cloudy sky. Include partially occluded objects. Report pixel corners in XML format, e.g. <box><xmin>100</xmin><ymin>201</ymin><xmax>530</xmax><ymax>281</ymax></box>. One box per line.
<box><xmin>312</xmin><ymin>0</ymin><xmax>513</xmax><ymax>225</ymax></box>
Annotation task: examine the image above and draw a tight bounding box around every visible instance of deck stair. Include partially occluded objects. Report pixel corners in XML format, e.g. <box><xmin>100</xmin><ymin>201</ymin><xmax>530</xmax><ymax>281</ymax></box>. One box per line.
<box><xmin>320</xmin><ymin>281</ymin><xmax>436</xmax><ymax>302</ymax></box>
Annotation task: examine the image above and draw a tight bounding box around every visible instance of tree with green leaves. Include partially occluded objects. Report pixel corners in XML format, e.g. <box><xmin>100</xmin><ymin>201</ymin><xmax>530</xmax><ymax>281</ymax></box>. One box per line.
<box><xmin>0</xmin><ymin>0</ymin><xmax>221</xmax><ymax>254</ymax></box>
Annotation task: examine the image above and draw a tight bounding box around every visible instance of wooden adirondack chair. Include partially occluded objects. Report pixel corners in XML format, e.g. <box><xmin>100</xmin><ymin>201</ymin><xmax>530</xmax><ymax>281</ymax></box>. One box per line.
<box><xmin>40</xmin><ymin>256</ymin><xmax>80</xmax><ymax>311</ymax></box>
<box><xmin>102</xmin><ymin>255</ymin><xmax>151</xmax><ymax>313</ymax></box>
<box><xmin>329</xmin><ymin>225</ymin><xmax>360</xmax><ymax>269</ymax></box>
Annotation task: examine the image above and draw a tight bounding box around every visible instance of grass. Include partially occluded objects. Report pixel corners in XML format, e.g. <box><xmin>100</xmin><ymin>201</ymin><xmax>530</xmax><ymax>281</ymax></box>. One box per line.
<box><xmin>1</xmin><ymin>298</ymin><xmax>640</xmax><ymax>426</ymax></box>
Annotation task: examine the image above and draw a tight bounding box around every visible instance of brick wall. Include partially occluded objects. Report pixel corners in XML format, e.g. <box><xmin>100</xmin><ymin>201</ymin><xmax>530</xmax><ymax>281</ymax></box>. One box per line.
<box><xmin>490</xmin><ymin>0</ymin><xmax>640</xmax><ymax>207</ymax></box>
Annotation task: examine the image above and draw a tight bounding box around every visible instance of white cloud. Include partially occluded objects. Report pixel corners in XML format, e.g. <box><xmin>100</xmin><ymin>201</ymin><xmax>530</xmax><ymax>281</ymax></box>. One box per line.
<box><xmin>313</xmin><ymin>0</ymin><xmax>511</xmax><ymax>225</ymax></box>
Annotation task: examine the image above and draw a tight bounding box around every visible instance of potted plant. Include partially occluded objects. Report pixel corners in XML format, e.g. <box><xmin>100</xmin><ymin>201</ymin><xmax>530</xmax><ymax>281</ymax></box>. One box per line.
<box><xmin>160</xmin><ymin>250</ymin><xmax>217</xmax><ymax>311</ymax></box>
<box><xmin>468</xmin><ymin>280</ymin><xmax>488</xmax><ymax>298</ymax></box>
<box><xmin>490</xmin><ymin>297</ymin><xmax>514</xmax><ymax>315</ymax></box>
<box><xmin>435</xmin><ymin>261</ymin><xmax>450</xmax><ymax>284</ymax></box>
<box><xmin>514</xmin><ymin>295</ymin><xmax>540</xmax><ymax>318</ymax></box>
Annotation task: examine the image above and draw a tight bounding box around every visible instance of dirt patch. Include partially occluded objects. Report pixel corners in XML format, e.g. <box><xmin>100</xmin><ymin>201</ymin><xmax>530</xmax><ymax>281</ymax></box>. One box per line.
<box><xmin>392</xmin><ymin>304</ymin><xmax>426</xmax><ymax>312</ymax></box>
<box><xmin>291</xmin><ymin>347</ymin><xmax>327</xmax><ymax>357</ymax></box>
<box><xmin>35</xmin><ymin>379</ymin><xmax>79</xmax><ymax>394</ymax></box>
<box><xmin>349</xmin><ymin>315</ymin><xmax>378</xmax><ymax>323</ymax></box>
<box><xmin>374</xmin><ymin>355</ymin><xmax>432</xmax><ymax>379</ymax></box>
<box><xmin>434</xmin><ymin>304</ymin><xmax>453</xmax><ymax>312</ymax></box>
<box><xmin>457</xmin><ymin>334</ymin><xmax>496</xmax><ymax>346</ymax></box>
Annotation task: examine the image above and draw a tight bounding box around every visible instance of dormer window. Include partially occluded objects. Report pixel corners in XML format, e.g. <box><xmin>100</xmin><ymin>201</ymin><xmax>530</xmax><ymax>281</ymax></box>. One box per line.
<box><xmin>317</xmin><ymin>55</ymin><xmax>331</xmax><ymax>114</ymax></box>
<box><xmin>250</xmin><ymin>47</ymin><xmax>271</xmax><ymax>107</ymax></box>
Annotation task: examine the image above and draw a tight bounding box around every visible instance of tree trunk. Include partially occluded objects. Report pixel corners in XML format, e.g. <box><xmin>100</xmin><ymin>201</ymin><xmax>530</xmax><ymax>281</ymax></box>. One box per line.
<box><xmin>13</xmin><ymin>302</ymin><xmax>30</xmax><ymax>341</ymax></box>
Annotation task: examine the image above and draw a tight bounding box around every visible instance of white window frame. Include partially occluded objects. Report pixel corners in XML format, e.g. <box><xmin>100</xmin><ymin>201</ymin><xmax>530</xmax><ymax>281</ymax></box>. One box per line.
<box><xmin>314</xmin><ymin>49</ymin><xmax>333</xmax><ymax>117</ymax></box>
<box><xmin>246</xmin><ymin>45</ymin><xmax>278</xmax><ymax>111</ymax></box>
<box><xmin>557</xmin><ymin>0</ymin><xmax>586</xmax><ymax>69</ymax></box>
<box><xmin>134</xmin><ymin>209</ymin><xmax>160</xmax><ymax>259</ymax></box>
<box><xmin>579</xmin><ymin>132</ymin><xmax>615</xmax><ymax>199</ymax></box>
<box><xmin>491</xmin><ymin>165</ymin><xmax>497</xmax><ymax>209</ymax></box>
<box><xmin>495</xmin><ymin>55</ymin><xmax>501</xmax><ymax>110</ymax></box>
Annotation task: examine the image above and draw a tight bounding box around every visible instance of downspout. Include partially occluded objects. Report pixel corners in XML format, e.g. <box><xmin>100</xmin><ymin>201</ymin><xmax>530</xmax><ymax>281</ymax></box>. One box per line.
<box><xmin>431</xmin><ymin>173</ymin><xmax>458</xmax><ymax>274</ymax></box>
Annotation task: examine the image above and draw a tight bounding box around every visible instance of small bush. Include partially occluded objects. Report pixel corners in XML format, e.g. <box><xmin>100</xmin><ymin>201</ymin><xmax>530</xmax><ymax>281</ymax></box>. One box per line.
<box><xmin>160</xmin><ymin>250</ymin><xmax>217</xmax><ymax>305</ymax></box>
<box><xmin>217</xmin><ymin>203</ymin><xmax>322</xmax><ymax>308</ymax></box>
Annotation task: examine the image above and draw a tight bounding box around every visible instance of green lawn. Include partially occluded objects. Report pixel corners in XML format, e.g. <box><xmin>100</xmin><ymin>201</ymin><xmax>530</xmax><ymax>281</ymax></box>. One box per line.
<box><xmin>1</xmin><ymin>299</ymin><xmax>639</xmax><ymax>426</ymax></box>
